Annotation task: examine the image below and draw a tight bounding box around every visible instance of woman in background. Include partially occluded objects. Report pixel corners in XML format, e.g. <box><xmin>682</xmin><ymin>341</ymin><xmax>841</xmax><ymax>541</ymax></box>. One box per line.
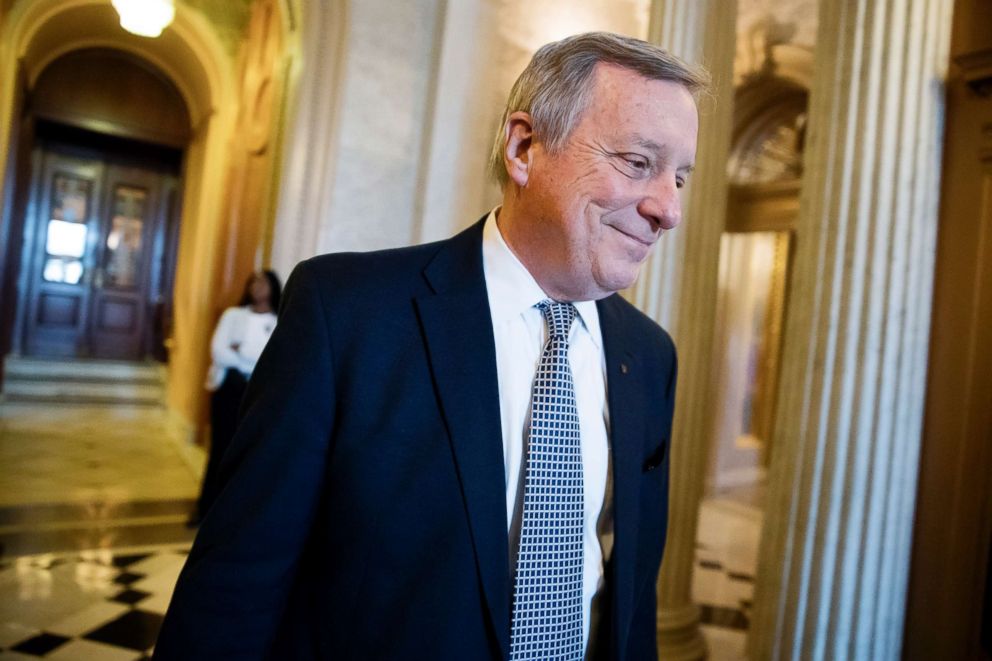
<box><xmin>191</xmin><ymin>269</ymin><xmax>282</xmax><ymax>525</ymax></box>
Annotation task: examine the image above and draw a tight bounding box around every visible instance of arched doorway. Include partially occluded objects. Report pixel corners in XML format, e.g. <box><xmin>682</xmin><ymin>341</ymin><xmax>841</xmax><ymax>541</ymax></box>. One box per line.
<box><xmin>0</xmin><ymin>2</ymin><xmax>317</xmax><ymax>654</ymax></box>
<box><xmin>707</xmin><ymin>73</ymin><xmax>808</xmax><ymax>500</ymax></box>
<box><xmin>0</xmin><ymin>0</ymin><xmax>239</xmax><ymax>427</ymax></box>
<box><xmin>12</xmin><ymin>49</ymin><xmax>190</xmax><ymax>362</ymax></box>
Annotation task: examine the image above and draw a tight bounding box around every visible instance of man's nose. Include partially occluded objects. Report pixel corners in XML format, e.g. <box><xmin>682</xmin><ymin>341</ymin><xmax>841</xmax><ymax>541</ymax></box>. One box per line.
<box><xmin>638</xmin><ymin>178</ymin><xmax>682</xmax><ymax>231</ymax></box>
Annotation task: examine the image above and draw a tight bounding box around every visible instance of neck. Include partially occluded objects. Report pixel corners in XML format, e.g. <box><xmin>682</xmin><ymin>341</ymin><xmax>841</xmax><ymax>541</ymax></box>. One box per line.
<box><xmin>250</xmin><ymin>303</ymin><xmax>271</xmax><ymax>313</ymax></box>
<box><xmin>496</xmin><ymin>197</ymin><xmax>593</xmax><ymax>302</ymax></box>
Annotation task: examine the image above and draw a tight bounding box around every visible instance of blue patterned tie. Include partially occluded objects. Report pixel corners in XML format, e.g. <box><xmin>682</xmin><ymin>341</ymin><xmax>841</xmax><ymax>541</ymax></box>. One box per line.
<box><xmin>510</xmin><ymin>300</ymin><xmax>584</xmax><ymax>661</ymax></box>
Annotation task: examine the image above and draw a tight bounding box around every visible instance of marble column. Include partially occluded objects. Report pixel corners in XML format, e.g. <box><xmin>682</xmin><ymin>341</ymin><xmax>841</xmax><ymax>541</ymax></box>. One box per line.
<box><xmin>268</xmin><ymin>0</ymin><xmax>348</xmax><ymax>278</ymax></box>
<box><xmin>747</xmin><ymin>0</ymin><xmax>953</xmax><ymax>658</ymax></box>
<box><xmin>413</xmin><ymin>0</ymin><xmax>501</xmax><ymax>245</ymax></box>
<box><xmin>630</xmin><ymin>2</ymin><xmax>737</xmax><ymax>659</ymax></box>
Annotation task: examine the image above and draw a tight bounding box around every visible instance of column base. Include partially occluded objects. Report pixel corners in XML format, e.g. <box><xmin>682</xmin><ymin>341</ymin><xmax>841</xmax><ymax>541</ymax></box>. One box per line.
<box><xmin>656</xmin><ymin>602</ymin><xmax>707</xmax><ymax>660</ymax></box>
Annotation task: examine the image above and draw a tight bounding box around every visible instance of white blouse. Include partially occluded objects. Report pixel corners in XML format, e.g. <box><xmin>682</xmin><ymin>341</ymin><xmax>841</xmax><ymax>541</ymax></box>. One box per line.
<box><xmin>205</xmin><ymin>306</ymin><xmax>277</xmax><ymax>390</ymax></box>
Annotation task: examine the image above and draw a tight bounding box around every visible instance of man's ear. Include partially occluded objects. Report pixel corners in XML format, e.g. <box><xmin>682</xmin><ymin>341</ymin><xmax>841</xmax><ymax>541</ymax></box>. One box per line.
<box><xmin>504</xmin><ymin>111</ymin><xmax>535</xmax><ymax>187</ymax></box>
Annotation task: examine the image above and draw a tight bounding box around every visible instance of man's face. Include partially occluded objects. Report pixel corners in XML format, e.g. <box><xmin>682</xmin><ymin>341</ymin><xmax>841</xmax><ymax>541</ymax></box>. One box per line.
<box><xmin>515</xmin><ymin>63</ymin><xmax>699</xmax><ymax>301</ymax></box>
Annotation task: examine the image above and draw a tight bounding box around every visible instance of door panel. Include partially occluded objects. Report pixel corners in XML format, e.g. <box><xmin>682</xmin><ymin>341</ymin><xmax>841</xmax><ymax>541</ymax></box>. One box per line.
<box><xmin>88</xmin><ymin>165</ymin><xmax>163</xmax><ymax>359</ymax></box>
<box><xmin>24</xmin><ymin>154</ymin><xmax>103</xmax><ymax>357</ymax></box>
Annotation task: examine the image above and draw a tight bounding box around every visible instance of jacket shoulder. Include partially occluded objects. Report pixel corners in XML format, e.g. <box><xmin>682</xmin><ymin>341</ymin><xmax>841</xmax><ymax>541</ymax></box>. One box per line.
<box><xmin>306</xmin><ymin>239</ymin><xmax>445</xmax><ymax>282</ymax></box>
<box><xmin>287</xmin><ymin>237</ymin><xmax>451</xmax><ymax>304</ymax></box>
<box><xmin>607</xmin><ymin>293</ymin><xmax>675</xmax><ymax>358</ymax></box>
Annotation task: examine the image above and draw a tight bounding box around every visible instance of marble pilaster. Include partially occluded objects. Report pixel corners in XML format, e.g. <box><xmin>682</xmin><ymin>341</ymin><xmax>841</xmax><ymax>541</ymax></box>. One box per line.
<box><xmin>747</xmin><ymin>0</ymin><xmax>953</xmax><ymax>658</ymax></box>
<box><xmin>268</xmin><ymin>0</ymin><xmax>348</xmax><ymax>278</ymax></box>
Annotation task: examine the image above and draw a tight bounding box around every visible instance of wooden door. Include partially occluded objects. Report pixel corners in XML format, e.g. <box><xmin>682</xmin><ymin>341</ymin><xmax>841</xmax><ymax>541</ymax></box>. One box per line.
<box><xmin>23</xmin><ymin>152</ymin><xmax>103</xmax><ymax>357</ymax></box>
<box><xmin>88</xmin><ymin>164</ymin><xmax>165</xmax><ymax>359</ymax></box>
<box><xmin>22</xmin><ymin>145</ymin><xmax>175</xmax><ymax>360</ymax></box>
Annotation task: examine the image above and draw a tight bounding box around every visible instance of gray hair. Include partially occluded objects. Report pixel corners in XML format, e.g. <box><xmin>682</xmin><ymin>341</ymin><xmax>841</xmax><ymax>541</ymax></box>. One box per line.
<box><xmin>488</xmin><ymin>31</ymin><xmax>710</xmax><ymax>187</ymax></box>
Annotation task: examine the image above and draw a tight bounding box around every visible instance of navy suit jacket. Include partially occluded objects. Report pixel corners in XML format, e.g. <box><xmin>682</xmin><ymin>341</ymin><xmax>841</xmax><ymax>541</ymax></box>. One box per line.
<box><xmin>154</xmin><ymin>218</ymin><xmax>677</xmax><ymax>660</ymax></box>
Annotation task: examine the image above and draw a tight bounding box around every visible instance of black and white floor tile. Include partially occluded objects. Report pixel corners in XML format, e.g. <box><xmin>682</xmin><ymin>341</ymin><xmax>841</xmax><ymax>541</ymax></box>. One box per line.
<box><xmin>0</xmin><ymin>545</ymin><xmax>189</xmax><ymax>660</ymax></box>
<box><xmin>691</xmin><ymin>496</ymin><xmax>764</xmax><ymax>660</ymax></box>
<box><xmin>0</xmin><ymin>500</ymin><xmax>762</xmax><ymax>660</ymax></box>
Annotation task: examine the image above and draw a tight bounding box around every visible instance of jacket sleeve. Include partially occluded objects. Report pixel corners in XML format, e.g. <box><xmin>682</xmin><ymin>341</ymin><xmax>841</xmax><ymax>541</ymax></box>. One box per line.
<box><xmin>154</xmin><ymin>258</ymin><xmax>336</xmax><ymax>660</ymax></box>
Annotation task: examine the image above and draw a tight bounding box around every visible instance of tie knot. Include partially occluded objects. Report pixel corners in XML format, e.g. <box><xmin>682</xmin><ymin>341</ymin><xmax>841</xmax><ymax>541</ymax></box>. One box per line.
<box><xmin>536</xmin><ymin>300</ymin><xmax>577</xmax><ymax>339</ymax></box>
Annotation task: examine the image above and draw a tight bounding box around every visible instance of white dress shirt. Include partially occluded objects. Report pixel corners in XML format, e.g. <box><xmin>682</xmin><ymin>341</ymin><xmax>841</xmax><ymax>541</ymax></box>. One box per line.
<box><xmin>481</xmin><ymin>210</ymin><xmax>613</xmax><ymax>656</ymax></box>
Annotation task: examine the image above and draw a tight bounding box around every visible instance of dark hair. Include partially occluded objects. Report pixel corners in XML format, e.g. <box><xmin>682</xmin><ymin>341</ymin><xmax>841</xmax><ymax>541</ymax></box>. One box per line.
<box><xmin>239</xmin><ymin>269</ymin><xmax>282</xmax><ymax>315</ymax></box>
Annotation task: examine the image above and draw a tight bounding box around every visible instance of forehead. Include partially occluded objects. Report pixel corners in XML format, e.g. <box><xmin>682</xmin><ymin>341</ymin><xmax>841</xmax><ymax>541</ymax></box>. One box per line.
<box><xmin>577</xmin><ymin>63</ymin><xmax>699</xmax><ymax>152</ymax></box>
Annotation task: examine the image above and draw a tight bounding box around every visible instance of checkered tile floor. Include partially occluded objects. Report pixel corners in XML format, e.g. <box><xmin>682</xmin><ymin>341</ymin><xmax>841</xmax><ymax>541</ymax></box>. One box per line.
<box><xmin>0</xmin><ymin>503</ymin><xmax>761</xmax><ymax>660</ymax></box>
<box><xmin>0</xmin><ymin>545</ymin><xmax>189</xmax><ymax>660</ymax></box>
<box><xmin>691</xmin><ymin>496</ymin><xmax>763</xmax><ymax>660</ymax></box>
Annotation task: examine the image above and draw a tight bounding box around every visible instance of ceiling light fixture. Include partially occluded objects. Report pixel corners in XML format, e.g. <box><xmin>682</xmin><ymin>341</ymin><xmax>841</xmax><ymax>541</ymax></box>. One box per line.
<box><xmin>112</xmin><ymin>0</ymin><xmax>175</xmax><ymax>38</ymax></box>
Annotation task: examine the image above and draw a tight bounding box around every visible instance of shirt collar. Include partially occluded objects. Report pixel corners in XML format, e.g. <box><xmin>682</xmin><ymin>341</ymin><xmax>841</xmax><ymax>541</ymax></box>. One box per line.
<box><xmin>481</xmin><ymin>208</ymin><xmax>602</xmax><ymax>348</ymax></box>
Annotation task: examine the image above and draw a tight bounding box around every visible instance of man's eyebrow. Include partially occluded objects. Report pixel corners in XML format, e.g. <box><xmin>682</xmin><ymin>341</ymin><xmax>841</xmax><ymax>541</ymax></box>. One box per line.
<box><xmin>629</xmin><ymin>136</ymin><xmax>664</xmax><ymax>154</ymax></box>
<box><xmin>626</xmin><ymin>135</ymin><xmax>694</xmax><ymax>173</ymax></box>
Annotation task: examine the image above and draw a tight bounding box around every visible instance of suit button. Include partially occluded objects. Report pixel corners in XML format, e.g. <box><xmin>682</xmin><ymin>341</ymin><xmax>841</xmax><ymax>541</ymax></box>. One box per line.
<box><xmin>620</xmin><ymin>363</ymin><xmax>629</xmax><ymax>374</ymax></box>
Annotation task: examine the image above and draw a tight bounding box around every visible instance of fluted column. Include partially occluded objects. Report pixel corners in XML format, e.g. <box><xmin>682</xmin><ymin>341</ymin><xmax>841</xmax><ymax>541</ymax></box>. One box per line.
<box><xmin>269</xmin><ymin>0</ymin><xmax>348</xmax><ymax>278</ymax></box>
<box><xmin>631</xmin><ymin>2</ymin><xmax>737</xmax><ymax>659</ymax></box>
<box><xmin>748</xmin><ymin>0</ymin><xmax>952</xmax><ymax>659</ymax></box>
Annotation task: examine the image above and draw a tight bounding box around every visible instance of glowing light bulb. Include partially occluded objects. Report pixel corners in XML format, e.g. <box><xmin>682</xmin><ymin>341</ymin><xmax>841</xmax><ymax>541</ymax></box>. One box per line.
<box><xmin>112</xmin><ymin>0</ymin><xmax>175</xmax><ymax>38</ymax></box>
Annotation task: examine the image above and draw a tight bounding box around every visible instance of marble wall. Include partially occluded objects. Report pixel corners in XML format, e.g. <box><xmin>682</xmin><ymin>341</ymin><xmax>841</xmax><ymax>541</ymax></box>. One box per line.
<box><xmin>317</xmin><ymin>0</ymin><xmax>443</xmax><ymax>254</ymax></box>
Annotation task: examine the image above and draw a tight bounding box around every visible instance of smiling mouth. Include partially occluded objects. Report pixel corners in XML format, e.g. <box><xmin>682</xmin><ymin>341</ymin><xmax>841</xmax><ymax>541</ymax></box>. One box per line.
<box><xmin>609</xmin><ymin>224</ymin><xmax>655</xmax><ymax>247</ymax></box>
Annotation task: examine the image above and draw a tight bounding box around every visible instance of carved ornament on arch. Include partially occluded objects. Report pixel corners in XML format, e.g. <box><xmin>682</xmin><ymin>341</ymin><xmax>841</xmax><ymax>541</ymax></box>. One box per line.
<box><xmin>729</xmin><ymin>44</ymin><xmax>812</xmax><ymax>186</ymax></box>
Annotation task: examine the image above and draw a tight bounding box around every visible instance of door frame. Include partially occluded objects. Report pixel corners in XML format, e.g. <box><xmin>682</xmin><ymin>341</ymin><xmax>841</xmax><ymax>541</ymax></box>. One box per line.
<box><xmin>0</xmin><ymin>64</ymin><xmax>33</xmax><ymax>385</ymax></box>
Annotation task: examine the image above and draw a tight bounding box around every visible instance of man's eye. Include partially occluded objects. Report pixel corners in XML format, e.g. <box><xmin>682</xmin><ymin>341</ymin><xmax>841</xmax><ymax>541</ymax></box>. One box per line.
<box><xmin>676</xmin><ymin>177</ymin><xmax>686</xmax><ymax>189</ymax></box>
<box><xmin>623</xmin><ymin>156</ymin><xmax>649</xmax><ymax>171</ymax></box>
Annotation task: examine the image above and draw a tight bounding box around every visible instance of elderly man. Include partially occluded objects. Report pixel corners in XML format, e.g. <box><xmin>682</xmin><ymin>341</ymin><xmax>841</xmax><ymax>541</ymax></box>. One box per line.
<box><xmin>155</xmin><ymin>31</ymin><xmax>705</xmax><ymax>661</ymax></box>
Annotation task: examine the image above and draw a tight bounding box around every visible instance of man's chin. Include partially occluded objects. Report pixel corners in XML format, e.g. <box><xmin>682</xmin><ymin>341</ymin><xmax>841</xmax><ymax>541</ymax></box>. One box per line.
<box><xmin>593</xmin><ymin>266</ymin><xmax>642</xmax><ymax>297</ymax></box>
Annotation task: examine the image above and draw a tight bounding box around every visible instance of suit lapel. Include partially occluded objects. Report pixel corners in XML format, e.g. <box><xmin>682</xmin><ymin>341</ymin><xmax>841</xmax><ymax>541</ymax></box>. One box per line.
<box><xmin>414</xmin><ymin>220</ymin><xmax>511</xmax><ymax>659</ymax></box>
<box><xmin>598</xmin><ymin>295</ymin><xmax>645</xmax><ymax>661</ymax></box>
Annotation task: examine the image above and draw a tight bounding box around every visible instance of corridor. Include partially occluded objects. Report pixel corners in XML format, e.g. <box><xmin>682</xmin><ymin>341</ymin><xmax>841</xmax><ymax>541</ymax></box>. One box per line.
<box><xmin>0</xmin><ymin>399</ymin><xmax>200</xmax><ymax>659</ymax></box>
<box><xmin>1</xmin><ymin>0</ymin><xmax>983</xmax><ymax>656</ymax></box>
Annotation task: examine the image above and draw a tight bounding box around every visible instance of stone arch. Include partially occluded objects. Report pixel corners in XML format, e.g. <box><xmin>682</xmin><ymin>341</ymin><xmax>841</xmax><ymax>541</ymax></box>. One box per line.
<box><xmin>1</xmin><ymin>0</ymin><xmax>234</xmax><ymax>128</ymax></box>
<box><xmin>729</xmin><ymin>44</ymin><xmax>813</xmax><ymax>185</ymax></box>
